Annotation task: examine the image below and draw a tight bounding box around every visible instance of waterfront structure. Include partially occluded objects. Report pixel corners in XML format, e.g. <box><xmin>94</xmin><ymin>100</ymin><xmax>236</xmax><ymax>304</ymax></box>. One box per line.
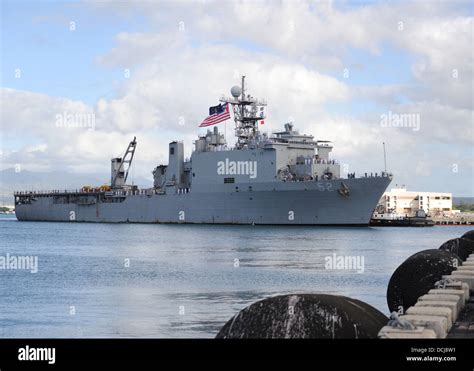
<box><xmin>376</xmin><ymin>187</ymin><xmax>453</xmax><ymax>216</ymax></box>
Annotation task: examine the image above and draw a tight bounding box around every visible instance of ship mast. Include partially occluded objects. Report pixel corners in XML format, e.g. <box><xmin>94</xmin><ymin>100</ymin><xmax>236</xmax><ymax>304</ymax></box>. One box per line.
<box><xmin>240</xmin><ymin>76</ymin><xmax>245</xmax><ymax>130</ymax></box>
<box><xmin>220</xmin><ymin>76</ymin><xmax>267</xmax><ymax>149</ymax></box>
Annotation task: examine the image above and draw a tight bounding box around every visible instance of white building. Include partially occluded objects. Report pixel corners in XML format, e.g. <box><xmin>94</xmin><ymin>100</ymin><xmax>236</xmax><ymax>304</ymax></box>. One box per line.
<box><xmin>376</xmin><ymin>187</ymin><xmax>453</xmax><ymax>216</ymax></box>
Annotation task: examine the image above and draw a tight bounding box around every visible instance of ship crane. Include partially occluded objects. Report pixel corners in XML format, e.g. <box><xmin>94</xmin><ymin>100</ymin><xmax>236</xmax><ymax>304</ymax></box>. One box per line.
<box><xmin>111</xmin><ymin>137</ymin><xmax>137</xmax><ymax>189</ymax></box>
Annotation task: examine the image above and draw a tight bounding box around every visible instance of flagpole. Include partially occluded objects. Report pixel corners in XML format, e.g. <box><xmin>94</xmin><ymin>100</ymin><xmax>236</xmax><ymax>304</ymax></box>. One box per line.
<box><xmin>225</xmin><ymin>102</ymin><xmax>230</xmax><ymax>146</ymax></box>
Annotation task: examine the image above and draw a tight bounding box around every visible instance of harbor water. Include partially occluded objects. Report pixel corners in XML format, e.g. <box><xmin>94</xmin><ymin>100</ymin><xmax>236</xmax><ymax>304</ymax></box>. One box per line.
<box><xmin>0</xmin><ymin>215</ymin><xmax>471</xmax><ymax>338</ymax></box>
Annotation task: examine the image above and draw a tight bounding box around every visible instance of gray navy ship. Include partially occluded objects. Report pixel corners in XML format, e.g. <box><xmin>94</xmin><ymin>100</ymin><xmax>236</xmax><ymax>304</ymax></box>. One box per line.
<box><xmin>15</xmin><ymin>77</ymin><xmax>392</xmax><ymax>225</ymax></box>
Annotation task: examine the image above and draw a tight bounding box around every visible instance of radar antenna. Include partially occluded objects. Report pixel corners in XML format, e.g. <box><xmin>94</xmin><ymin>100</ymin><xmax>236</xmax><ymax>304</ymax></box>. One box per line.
<box><xmin>220</xmin><ymin>76</ymin><xmax>267</xmax><ymax>149</ymax></box>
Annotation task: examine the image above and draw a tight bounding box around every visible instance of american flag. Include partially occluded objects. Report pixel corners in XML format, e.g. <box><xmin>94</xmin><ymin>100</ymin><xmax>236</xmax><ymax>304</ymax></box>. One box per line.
<box><xmin>199</xmin><ymin>103</ymin><xmax>230</xmax><ymax>127</ymax></box>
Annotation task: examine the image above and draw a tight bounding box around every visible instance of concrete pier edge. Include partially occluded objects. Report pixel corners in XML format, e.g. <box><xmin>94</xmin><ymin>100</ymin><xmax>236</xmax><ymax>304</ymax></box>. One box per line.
<box><xmin>378</xmin><ymin>251</ymin><xmax>474</xmax><ymax>339</ymax></box>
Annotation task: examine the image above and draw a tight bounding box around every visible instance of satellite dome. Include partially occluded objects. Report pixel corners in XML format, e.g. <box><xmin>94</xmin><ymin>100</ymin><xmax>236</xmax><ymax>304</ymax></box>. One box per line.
<box><xmin>230</xmin><ymin>85</ymin><xmax>242</xmax><ymax>98</ymax></box>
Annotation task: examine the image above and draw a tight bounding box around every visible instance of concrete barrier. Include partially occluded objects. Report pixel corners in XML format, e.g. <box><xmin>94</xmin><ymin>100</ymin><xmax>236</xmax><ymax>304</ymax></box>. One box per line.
<box><xmin>457</xmin><ymin>266</ymin><xmax>474</xmax><ymax>272</ymax></box>
<box><xmin>440</xmin><ymin>282</ymin><xmax>470</xmax><ymax>300</ymax></box>
<box><xmin>428</xmin><ymin>289</ymin><xmax>468</xmax><ymax>303</ymax></box>
<box><xmin>378</xmin><ymin>326</ymin><xmax>437</xmax><ymax>339</ymax></box>
<box><xmin>450</xmin><ymin>270</ymin><xmax>474</xmax><ymax>276</ymax></box>
<box><xmin>418</xmin><ymin>294</ymin><xmax>464</xmax><ymax>311</ymax></box>
<box><xmin>399</xmin><ymin>315</ymin><xmax>448</xmax><ymax>338</ymax></box>
<box><xmin>406</xmin><ymin>306</ymin><xmax>452</xmax><ymax>329</ymax></box>
<box><xmin>443</xmin><ymin>274</ymin><xmax>474</xmax><ymax>291</ymax></box>
<box><xmin>415</xmin><ymin>300</ymin><xmax>459</xmax><ymax>320</ymax></box>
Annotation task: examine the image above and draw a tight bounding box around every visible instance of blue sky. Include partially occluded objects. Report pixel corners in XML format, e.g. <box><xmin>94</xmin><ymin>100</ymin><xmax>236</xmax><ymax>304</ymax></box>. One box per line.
<box><xmin>3</xmin><ymin>1</ymin><xmax>414</xmax><ymax>106</ymax></box>
<box><xmin>1</xmin><ymin>0</ymin><xmax>473</xmax><ymax>196</ymax></box>
<box><xmin>1</xmin><ymin>1</ymin><xmax>146</xmax><ymax>104</ymax></box>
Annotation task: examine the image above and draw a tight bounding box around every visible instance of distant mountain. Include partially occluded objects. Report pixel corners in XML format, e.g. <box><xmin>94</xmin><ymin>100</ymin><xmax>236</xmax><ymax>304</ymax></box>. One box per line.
<box><xmin>0</xmin><ymin>168</ymin><xmax>152</xmax><ymax>206</ymax></box>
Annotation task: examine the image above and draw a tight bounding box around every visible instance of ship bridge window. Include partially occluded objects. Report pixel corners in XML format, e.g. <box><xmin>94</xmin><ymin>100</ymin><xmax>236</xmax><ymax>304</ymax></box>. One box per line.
<box><xmin>170</xmin><ymin>147</ymin><xmax>174</xmax><ymax>155</ymax></box>
<box><xmin>224</xmin><ymin>177</ymin><xmax>235</xmax><ymax>184</ymax></box>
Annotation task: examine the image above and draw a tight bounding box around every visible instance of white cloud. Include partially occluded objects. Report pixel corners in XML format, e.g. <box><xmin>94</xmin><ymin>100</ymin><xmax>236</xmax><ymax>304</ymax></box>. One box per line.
<box><xmin>2</xmin><ymin>0</ymin><xmax>473</xmax><ymax>194</ymax></box>
<box><xmin>94</xmin><ymin>0</ymin><xmax>473</xmax><ymax>114</ymax></box>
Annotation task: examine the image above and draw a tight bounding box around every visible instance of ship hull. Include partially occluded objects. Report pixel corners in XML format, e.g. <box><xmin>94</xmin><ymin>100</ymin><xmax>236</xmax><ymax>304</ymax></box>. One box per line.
<box><xmin>15</xmin><ymin>177</ymin><xmax>391</xmax><ymax>225</ymax></box>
